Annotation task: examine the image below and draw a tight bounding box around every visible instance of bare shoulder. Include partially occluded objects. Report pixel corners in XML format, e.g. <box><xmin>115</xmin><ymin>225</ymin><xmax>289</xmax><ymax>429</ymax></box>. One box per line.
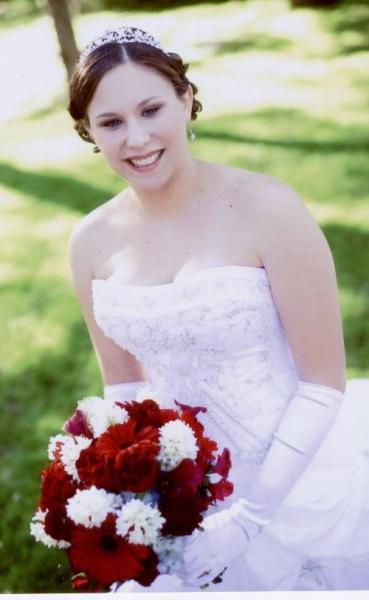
<box><xmin>217</xmin><ymin>163</ymin><xmax>328</xmax><ymax>268</ymax></box>
<box><xmin>219</xmin><ymin>164</ymin><xmax>304</xmax><ymax>214</ymax></box>
<box><xmin>244</xmin><ymin>171</ymin><xmax>321</xmax><ymax>243</ymax></box>
<box><xmin>222</xmin><ymin>165</ymin><xmax>313</xmax><ymax>233</ymax></box>
<box><xmin>229</xmin><ymin>167</ymin><xmax>334</xmax><ymax>279</ymax></box>
<box><xmin>68</xmin><ymin>192</ymin><xmax>126</xmax><ymax>286</ymax></box>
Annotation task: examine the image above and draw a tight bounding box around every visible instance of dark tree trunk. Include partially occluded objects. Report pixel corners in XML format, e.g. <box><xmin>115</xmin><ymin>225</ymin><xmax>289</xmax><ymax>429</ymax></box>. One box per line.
<box><xmin>290</xmin><ymin>0</ymin><xmax>340</xmax><ymax>7</ymax></box>
<box><xmin>48</xmin><ymin>0</ymin><xmax>79</xmax><ymax>80</ymax></box>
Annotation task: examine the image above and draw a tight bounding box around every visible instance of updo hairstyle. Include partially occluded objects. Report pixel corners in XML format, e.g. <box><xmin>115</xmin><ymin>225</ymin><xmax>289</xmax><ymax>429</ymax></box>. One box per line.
<box><xmin>68</xmin><ymin>42</ymin><xmax>202</xmax><ymax>153</ymax></box>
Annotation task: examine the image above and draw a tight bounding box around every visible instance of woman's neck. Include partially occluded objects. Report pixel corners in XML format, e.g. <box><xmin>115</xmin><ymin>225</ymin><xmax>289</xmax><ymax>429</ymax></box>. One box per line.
<box><xmin>128</xmin><ymin>155</ymin><xmax>208</xmax><ymax>220</ymax></box>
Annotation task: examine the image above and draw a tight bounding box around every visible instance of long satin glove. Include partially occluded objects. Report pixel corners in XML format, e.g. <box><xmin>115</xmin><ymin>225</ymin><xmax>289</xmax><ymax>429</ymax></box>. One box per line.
<box><xmin>180</xmin><ymin>379</ymin><xmax>344</xmax><ymax>586</ymax></box>
<box><xmin>103</xmin><ymin>380</ymin><xmax>146</xmax><ymax>403</ymax></box>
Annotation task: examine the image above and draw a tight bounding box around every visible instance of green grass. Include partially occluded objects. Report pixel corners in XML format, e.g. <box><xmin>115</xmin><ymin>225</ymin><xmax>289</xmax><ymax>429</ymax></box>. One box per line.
<box><xmin>1</xmin><ymin>0</ymin><xmax>369</xmax><ymax>592</ymax></box>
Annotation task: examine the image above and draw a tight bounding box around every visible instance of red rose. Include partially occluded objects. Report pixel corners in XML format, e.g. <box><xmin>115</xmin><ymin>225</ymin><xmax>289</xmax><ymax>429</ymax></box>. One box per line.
<box><xmin>174</xmin><ymin>399</ymin><xmax>207</xmax><ymax>418</ymax></box>
<box><xmin>196</xmin><ymin>436</ymin><xmax>219</xmax><ymax>471</ymax></box>
<box><xmin>122</xmin><ymin>399</ymin><xmax>163</xmax><ymax>429</ymax></box>
<box><xmin>159</xmin><ymin>495</ymin><xmax>208</xmax><ymax>536</ymax></box>
<box><xmin>64</xmin><ymin>409</ymin><xmax>93</xmax><ymax>438</ymax></box>
<box><xmin>77</xmin><ymin>422</ymin><xmax>160</xmax><ymax>493</ymax></box>
<box><xmin>212</xmin><ymin>448</ymin><xmax>232</xmax><ymax>478</ymax></box>
<box><xmin>179</xmin><ymin>412</ymin><xmax>218</xmax><ymax>469</ymax></box>
<box><xmin>97</xmin><ymin>421</ymin><xmax>158</xmax><ymax>459</ymax></box>
<box><xmin>76</xmin><ymin>442</ymin><xmax>117</xmax><ymax>491</ymax></box>
<box><xmin>158</xmin><ymin>459</ymin><xmax>209</xmax><ymax>536</ymax></box>
<box><xmin>114</xmin><ymin>440</ymin><xmax>159</xmax><ymax>492</ymax></box>
<box><xmin>208</xmin><ymin>479</ymin><xmax>234</xmax><ymax>502</ymax></box>
<box><xmin>68</xmin><ymin>514</ymin><xmax>149</xmax><ymax>587</ymax></box>
<box><xmin>44</xmin><ymin>505</ymin><xmax>75</xmax><ymax>542</ymax></box>
<box><xmin>40</xmin><ymin>461</ymin><xmax>77</xmax><ymax>512</ymax></box>
<box><xmin>158</xmin><ymin>459</ymin><xmax>204</xmax><ymax>498</ymax></box>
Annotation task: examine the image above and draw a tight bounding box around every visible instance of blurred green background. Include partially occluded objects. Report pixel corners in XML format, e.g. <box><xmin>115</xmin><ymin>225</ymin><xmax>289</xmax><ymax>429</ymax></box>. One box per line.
<box><xmin>0</xmin><ymin>0</ymin><xmax>368</xmax><ymax>592</ymax></box>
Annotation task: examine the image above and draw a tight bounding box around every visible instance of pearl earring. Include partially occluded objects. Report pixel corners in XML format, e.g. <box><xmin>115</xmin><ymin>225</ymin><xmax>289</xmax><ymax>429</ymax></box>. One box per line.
<box><xmin>187</xmin><ymin>121</ymin><xmax>196</xmax><ymax>141</ymax></box>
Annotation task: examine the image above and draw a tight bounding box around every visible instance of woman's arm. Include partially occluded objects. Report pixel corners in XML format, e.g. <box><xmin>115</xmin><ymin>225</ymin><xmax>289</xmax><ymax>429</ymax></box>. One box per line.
<box><xmin>68</xmin><ymin>217</ymin><xmax>147</xmax><ymax>393</ymax></box>
<box><xmin>258</xmin><ymin>176</ymin><xmax>346</xmax><ymax>392</ymax></box>
<box><xmin>181</xmin><ymin>177</ymin><xmax>347</xmax><ymax>584</ymax></box>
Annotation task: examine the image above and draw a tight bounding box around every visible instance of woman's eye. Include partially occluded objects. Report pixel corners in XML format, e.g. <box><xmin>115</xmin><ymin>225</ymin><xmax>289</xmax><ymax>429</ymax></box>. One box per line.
<box><xmin>102</xmin><ymin>119</ymin><xmax>122</xmax><ymax>128</ymax></box>
<box><xmin>101</xmin><ymin>107</ymin><xmax>161</xmax><ymax>128</ymax></box>
<box><xmin>143</xmin><ymin>106</ymin><xmax>161</xmax><ymax>117</ymax></box>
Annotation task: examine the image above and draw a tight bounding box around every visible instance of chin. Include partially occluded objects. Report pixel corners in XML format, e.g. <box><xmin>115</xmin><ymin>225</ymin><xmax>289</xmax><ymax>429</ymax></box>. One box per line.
<box><xmin>118</xmin><ymin>168</ymin><xmax>174</xmax><ymax>193</ymax></box>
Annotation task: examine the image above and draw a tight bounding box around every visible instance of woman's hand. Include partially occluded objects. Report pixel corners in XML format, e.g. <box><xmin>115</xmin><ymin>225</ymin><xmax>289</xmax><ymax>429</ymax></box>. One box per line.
<box><xmin>178</xmin><ymin>511</ymin><xmax>262</xmax><ymax>587</ymax></box>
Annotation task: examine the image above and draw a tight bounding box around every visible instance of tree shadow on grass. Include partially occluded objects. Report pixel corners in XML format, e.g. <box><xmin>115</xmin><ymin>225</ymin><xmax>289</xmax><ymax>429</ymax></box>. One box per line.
<box><xmin>197</xmin><ymin>33</ymin><xmax>292</xmax><ymax>58</ymax></box>
<box><xmin>1</xmin><ymin>107</ymin><xmax>368</xmax><ymax>217</ymax></box>
<box><xmin>197</xmin><ymin>108</ymin><xmax>369</xmax><ymax>153</ymax></box>
<box><xmin>0</xmin><ymin>161</ymin><xmax>113</xmax><ymax>214</ymax></box>
<box><xmin>319</xmin><ymin>0</ymin><xmax>369</xmax><ymax>54</ymax></box>
<box><xmin>0</xmin><ymin>314</ymin><xmax>98</xmax><ymax>592</ymax></box>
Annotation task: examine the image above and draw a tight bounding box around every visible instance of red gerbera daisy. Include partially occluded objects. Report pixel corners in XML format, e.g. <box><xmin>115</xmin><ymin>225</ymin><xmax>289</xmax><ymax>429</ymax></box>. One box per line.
<box><xmin>68</xmin><ymin>514</ymin><xmax>149</xmax><ymax>587</ymax></box>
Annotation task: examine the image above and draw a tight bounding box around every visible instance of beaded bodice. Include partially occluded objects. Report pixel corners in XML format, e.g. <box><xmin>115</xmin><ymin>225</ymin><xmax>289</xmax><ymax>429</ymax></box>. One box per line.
<box><xmin>92</xmin><ymin>265</ymin><xmax>299</xmax><ymax>465</ymax></box>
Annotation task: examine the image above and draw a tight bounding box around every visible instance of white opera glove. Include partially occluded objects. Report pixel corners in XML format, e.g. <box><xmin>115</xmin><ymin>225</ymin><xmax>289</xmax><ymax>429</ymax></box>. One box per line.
<box><xmin>178</xmin><ymin>507</ymin><xmax>261</xmax><ymax>587</ymax></box>
<box><xmin>103</xmin><ymin>380</ymin><xmax>146</xmax><ymax>403</ymax></box>
<box><xmin>180</xmin><ymin>379</ymin><xmax>344</xmax><ymax>587</ymax></box>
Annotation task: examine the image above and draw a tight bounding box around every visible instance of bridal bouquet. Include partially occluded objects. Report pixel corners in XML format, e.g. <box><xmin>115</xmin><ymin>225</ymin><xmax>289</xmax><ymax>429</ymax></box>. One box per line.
<box><xmin>30</xmin><ymin>393</ymin><xmax>233</xmax><ymax>591</ymax></box>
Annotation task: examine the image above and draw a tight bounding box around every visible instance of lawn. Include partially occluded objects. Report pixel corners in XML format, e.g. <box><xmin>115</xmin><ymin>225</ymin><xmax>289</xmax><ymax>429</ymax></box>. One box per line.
<box><xmin>0</xmin><ymin>0</ymin><xmax>368</xmax><ymax>592</ymax></box>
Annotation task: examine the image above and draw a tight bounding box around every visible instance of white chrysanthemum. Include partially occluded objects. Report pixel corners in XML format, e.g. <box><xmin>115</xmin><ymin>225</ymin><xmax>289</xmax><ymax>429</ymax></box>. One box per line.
<box><xmin>59</xmin><ymin>435</ymin><xmax>91</xmax><ymax>482</ymax></box>
<box><xmin>48</xmin><ymin>434</ymin><xmax>69</xmax><ymax>461</ymax></box>
<box><xmin>157</xmin><ymin>420</ymin><xmax>198</xmax><ymax>471</ymax></box>
<box><xmin>30</xmin><ymin>509</ymin><xmax>70</xmax><ymax>549</ymax></box>
<box><xmin>153</xmin><ymin>535</ymin><xmax>188</xmax><ymax>574</ymax></box>
<box><xmin>66</xmin><ymin>486</ymin><xmax>117</xmax><ymax>527</ymax></box>
<box><xmin>77</xmin><ymin>396</ymin><xmax>128</xmax><ymax>437</ymax></box>
<box><xmin>116</xmin><ymin>499</ymin><xmax>165</xmax><ymax>546</ymax></box>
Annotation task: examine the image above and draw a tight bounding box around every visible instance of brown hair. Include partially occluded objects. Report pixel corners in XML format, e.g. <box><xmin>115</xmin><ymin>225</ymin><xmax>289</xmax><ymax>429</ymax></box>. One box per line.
<box><xmin>68</xmin><ymin>42</ymin><xmax>202</xmax><ymax>153</ymax></box>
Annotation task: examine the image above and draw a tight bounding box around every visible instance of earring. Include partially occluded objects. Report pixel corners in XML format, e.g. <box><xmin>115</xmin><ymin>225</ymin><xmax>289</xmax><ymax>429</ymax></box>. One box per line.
<box><xmin>187</xmin><ymin>121</ymin><xmax>196</xmax><ymax>141</ymax></box>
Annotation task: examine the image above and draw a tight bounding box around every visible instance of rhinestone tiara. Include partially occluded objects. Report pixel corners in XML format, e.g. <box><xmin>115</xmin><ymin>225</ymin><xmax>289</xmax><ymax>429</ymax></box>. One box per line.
<box><xmin>79</xmin><ymin>26</ymin><xmax>170</xmax><ymax>62</ymax></box>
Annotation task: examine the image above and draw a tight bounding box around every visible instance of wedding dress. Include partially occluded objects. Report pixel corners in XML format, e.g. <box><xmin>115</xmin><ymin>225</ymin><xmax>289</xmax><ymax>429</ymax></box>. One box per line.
<box><xmin>92</xmin><ymin>264</ymin><xmax>369</xmax><ymax>591</ymax></box>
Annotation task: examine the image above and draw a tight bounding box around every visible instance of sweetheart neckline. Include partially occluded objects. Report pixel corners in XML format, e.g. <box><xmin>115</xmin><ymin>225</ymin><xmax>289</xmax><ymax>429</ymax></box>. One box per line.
<box><xmin>92</xmin><ymin>264</ymin><xmax>268</xmax><ymax>291</ymax></box>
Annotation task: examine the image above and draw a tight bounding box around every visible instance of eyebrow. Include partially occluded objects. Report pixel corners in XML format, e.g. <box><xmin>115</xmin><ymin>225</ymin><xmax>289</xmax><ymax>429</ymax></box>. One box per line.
<box><xmin>96</xmin><ymin>96</ymin><xmax>163</xmax><ymax>119</ymax></box>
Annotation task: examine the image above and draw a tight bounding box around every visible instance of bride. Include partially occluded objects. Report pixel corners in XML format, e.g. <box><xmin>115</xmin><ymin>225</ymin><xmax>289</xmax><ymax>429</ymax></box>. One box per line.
<box><xmin>67</xmin><ymin>26</ymin><xmax>369</xmax><ymax>591</ymax></box>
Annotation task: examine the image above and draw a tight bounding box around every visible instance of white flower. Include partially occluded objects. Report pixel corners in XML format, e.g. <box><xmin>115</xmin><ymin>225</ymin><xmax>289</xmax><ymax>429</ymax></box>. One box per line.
<box><xmin>153</xmin><ymin>535</ymin><xmax>188</xmax><ymax>574</ymax></box>
<box><xmin>48</xmin><ymin>434</ymin><xmax>68</xmax><ymax>461</ymax></box>
<box><xmin>66</xmin><ymin>486</ymin><xmax>117</xmax><ymax>527</ymax></box>
<box><xmin>116</xmin><ymin>499</ymin><xmax>165</xmax><ymax>546</ymax></box>
<box><xmin>157</xmin><ymin>420</ymin><xmax>198</xmax><ymax>471</ymax></box>
<box><xmin>77</xmin><ymin>396</ymin><xmax>128</xmax><ymax>437</ymax></box>
<box><xmin>59</xmin><ymin>435</ymin><xmax>92</xmax><ymax>482</ymax></box>
<box><xmin>30</xmin><ymin>509</ymin><xmax>70</xmax><ymax>549</ymax></box>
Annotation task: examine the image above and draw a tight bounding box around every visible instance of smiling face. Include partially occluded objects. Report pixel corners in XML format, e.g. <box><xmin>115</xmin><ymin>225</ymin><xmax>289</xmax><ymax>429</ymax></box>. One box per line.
<box><xmin>86</xmin><ymin>60</ymin><xmax>194</xmax><ymax>192</ymax></box>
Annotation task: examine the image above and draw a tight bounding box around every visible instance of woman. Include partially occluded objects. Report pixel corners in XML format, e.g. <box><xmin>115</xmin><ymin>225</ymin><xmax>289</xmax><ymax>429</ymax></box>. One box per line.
<box><xmin>67</xmin><ymin>26</ymin><xmax>369</xmax><ymax>591</ymax></box>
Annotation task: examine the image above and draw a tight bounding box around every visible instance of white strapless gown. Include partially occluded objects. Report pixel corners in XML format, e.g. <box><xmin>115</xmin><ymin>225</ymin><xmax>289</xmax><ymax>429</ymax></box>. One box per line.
<box><xmin>92</xmin><ymin>265</ymin><xmax>369</xmax><ymax>591</ymax></box>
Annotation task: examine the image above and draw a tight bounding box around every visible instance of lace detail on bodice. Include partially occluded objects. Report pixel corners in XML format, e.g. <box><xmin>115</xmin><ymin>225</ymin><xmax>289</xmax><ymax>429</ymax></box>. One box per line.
<box><xmin>92</xmin><ymin>266</ymin><xmax>299</xmax><ymax>465</ymax></box>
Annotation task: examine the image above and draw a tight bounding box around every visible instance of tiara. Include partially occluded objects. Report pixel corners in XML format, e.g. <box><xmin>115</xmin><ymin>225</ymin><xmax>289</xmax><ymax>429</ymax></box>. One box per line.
<box><xmin>79</xmin><ymin>26</ymin><xmax>170</xmax><ymax>62</ymax></box>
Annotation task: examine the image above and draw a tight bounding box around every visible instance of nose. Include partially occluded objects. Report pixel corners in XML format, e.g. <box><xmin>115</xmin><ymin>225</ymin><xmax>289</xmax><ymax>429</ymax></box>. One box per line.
<box><xmin>125</xmin><ymin>119</ymin><xmax>150</xmax><ymax>149</ymax></box>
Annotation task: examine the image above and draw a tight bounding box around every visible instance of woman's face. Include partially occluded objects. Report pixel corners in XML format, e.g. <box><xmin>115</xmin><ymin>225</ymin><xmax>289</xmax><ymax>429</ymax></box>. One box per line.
<box><xmin>87</xmin><ymin>60</ymin><xmax>193</xmax><ymax>192</ymax></box>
